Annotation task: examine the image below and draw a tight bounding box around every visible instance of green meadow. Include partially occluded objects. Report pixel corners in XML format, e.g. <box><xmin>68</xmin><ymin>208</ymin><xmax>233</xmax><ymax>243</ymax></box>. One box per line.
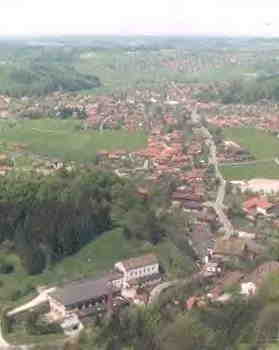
<box><xmin>221</xmin><ymin>127</ymin><xmax>279</xmax><ymax>180</ymax></box>
<box><xmin>0</xmin><ymin>119</ymin><xmax>147</xmax><ymax>162</ymax></box>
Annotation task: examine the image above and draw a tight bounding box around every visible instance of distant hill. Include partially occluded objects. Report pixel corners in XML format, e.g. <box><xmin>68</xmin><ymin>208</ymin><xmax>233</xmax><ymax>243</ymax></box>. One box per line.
<box><xmin>0</xmin><ymin>62</ymin><xmax>101</xmax><ymax>97</ymax></box>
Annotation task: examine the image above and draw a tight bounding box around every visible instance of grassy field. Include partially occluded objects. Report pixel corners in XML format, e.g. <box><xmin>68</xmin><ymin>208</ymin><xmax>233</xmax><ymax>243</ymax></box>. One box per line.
<box><xmin>221</xmin><ymin>127</ymin><xmax>279</xmax><ymax>180</ymax></box>
<box><xmin>6</xmin><ymin>330</ymin><xmax>65</xmax><ymax>347</ymax></box>
<box><xmin>0</xmin><ymin>119</ymin><xmax>147</xmax><ymax>162</ymax></box>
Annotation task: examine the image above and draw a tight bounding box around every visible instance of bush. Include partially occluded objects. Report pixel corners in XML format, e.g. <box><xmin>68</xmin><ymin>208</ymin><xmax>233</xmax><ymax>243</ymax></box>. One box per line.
<box><xmin>1</xmin><ymin>306</ymin><xmax>13</xmax><ymax>334</ymax></box>
<box><xmin>26</xmin><ymin>312</ymin><xmax>63</xmax><ymax>335</ymax></box>
<box><xmin>10</xmin><ymin>289</ymin><xmax>22</xmax><ymax>302</ymax></box>
<box><xmin>0</xmin><ymin>263</ymin><xmax>14</xmax><ymax>274</ymax></box>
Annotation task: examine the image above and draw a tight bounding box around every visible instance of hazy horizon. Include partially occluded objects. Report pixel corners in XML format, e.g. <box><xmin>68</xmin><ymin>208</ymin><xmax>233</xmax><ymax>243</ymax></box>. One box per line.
<box><xmin>0</xmin><ymin>0</ymin><xmax>279</xmax><ymax>37</ymax></box>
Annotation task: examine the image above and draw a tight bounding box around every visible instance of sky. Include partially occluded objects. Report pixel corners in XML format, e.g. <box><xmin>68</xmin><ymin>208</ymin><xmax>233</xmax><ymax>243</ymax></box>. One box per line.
<box><xmin>0</xmin><ymin>0</ymin><xmax>279</xmax><ymax>37</ymax></box>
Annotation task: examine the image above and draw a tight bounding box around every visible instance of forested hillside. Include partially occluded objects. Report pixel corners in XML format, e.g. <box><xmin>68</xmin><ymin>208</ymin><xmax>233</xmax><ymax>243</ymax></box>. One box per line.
<box><xmin>0</xmin><ymin>63</ymin><xmax>100</xmax><ymax>97</ymax></box>
<box><xmin>0</xmin><ymin>47</ymin><xmax>100</xmax><ymax>97</ymax></box>
<box><xmin>0</xmin><ymin>168</ymin><xmax>121</xmax><ymax>274</ymax></box>
<box><xmin>197</xmin><ymin>76</ymin><xmax>279</xmax><ymax>104</ymax></box>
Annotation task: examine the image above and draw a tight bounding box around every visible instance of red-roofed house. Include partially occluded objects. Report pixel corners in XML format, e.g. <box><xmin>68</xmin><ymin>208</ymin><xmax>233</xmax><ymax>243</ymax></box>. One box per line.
<box><xmin>243</xmin><ymin>196</ymin><xmax>273</xmax><ymax>216</ymax></box>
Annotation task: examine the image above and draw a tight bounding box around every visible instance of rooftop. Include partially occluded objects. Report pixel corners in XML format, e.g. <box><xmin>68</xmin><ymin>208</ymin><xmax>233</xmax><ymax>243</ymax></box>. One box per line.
<box><xmin>50</xmin><ymin>273</ymin><xmax>122</xmax><ymax>307</ymax></box>
<box><xmin>243</xmin><ymin>196</ymin><xmax>273</xmax><ymax>211</ymax></box>
<box><xmin>119</xmin><ymin>254</ymin><xmax>158</xmax><ymax>271</ymax></box>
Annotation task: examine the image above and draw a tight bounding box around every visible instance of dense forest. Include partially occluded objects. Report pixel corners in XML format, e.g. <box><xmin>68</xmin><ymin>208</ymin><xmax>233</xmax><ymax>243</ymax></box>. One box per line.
<box><xmin>0</xmin><ymin>63</ymin><xmax>100</xmax><ymax>97</ymax></box>
<box><xmin>0</xmin><ymin>47</ymin><xmax>100</xmax><ymax>97</ymax></box>
<box><xmin>0</xmin><ymin>168</ymin><xmax>122</xmax><ymax>274</ymax></box>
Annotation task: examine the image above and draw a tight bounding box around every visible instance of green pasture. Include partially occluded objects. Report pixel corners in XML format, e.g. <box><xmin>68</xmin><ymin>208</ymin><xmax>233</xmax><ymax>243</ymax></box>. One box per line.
<box><xmin>221</xmin><ymin>127</ymin><xmax>279</xmax><ymax>180</ymax></box>
<box><xmin>0</xmin><ymin>119</ymin><xmax>147</xmax><ymax>162</ymax></box>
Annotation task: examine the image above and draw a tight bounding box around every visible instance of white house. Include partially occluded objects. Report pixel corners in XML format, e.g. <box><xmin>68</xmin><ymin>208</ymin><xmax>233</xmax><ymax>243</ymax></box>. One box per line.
<box><xmin>115</xmin><ymin>254</ymin><xmax>159</xmax><ymax>288</ymax></box>
<box><xmin>240</xmin><ymin>282</ymin><xmax>257</xmax><ymax>296</ymax></box>
<box><xmin>202</xmin><ymin>262</ymin><xmax>222</xmax><ymax>277</ymax></box>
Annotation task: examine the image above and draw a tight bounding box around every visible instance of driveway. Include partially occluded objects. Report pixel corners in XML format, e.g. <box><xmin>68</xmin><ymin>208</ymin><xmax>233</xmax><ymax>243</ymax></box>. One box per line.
<box><xmin>7</xmin><ymin>287</ymin><xmax>56</xmax><ymax>317</ymax></box>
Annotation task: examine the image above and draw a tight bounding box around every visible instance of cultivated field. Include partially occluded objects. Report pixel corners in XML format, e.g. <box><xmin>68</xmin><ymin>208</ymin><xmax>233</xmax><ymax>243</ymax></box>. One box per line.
<box><xmin>221</xmin><ymin>127</ymin><xmax>279</xmax><ymax>180</ymax></box>
<box><xmin>0</xmin><ymin>119</ymin><xmax>147</xmax><ymax>162</ymax></box>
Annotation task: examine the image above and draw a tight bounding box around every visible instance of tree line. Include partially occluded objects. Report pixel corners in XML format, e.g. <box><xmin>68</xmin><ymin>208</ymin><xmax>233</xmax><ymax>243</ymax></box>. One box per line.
<box><xmin>197</xmin><ymin>77</ymin><xmax>279</xmax><ymax>104</ymax></box>
<box><xmin>0</xmin><ymin>168</ymin><xmax>123</xmax><ymax>274</ymax></box>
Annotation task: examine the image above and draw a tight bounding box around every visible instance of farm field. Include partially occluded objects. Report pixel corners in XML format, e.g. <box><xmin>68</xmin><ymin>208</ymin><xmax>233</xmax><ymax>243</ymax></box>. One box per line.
<box><xmin>221</xmin><ymin>161</ymin><xmax>279</xmax><ymax>180</ymax></box>
<box><xmin>0</xmin><ymin>119</ymin><xmax>147</xmax><ymax>162</ymax></box>
<box><xmin>221</xmin><ymin>127</ymin><xmax>279</xmax><ymax>180</ymax></box>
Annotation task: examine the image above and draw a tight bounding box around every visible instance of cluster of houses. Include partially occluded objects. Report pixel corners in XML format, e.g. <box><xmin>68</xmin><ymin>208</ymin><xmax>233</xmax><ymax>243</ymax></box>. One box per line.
<box><xmin>133</xmin><ymin>129</ymin><xmax>203</xmax><ymax>179</ymax></box>
<box><xmin>207</xmin><ymin>103</ymin><xmax>279</xmax><ymax>133</ymax></box>
<box><xmin>185</xmin><ymin>222</ymin><xmax>276</xmax><ymax>308</ymax></box>
<box><xmin>187</xmin><ymin>261</ymin><xmax>279</xmax><ymax>310</ymax></box>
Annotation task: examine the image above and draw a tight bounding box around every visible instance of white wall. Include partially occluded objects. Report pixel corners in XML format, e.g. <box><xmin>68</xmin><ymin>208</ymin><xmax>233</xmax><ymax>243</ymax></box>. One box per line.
<box><xmin>115</xmin><ymin>261</ymin><xmax>159</xmax><ymax>286</ymax></box>
<box><xmin>126</xmin><ymin>263</ymin><xmax>159</xmax><ymax>281</ymax></box>
<box><xmin>111</xmin><ymin>278</ymin><xmax>123</xmax><ymax>289</ymax></box>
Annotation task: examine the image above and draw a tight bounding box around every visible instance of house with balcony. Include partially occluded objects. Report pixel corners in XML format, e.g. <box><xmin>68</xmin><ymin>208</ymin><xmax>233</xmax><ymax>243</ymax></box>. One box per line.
<box><xmin>114</xmin><ymin>254</ymin><xmax>160</xmax><ymax>289</ymax></box>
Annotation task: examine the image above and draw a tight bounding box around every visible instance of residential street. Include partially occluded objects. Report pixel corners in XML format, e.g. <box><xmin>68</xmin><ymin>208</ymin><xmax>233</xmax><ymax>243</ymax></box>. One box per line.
<box><xmin>191</xmin><ymin>107</ymin><xmax>234</xmax><ymax>237</ymax></box>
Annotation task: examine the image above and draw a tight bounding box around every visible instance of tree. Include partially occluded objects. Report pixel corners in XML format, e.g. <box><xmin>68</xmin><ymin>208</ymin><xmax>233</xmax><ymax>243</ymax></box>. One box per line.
<box><xmin>254</xmin><ymin>305</ymin><xmax>279</xmax><ymax>348</ymax></box>
<box><xmin>159</xmin><ymin>314</ymin><xmax>213</xmax><ymax>350</ymax></box>
<box><xmin>22</xmin><ymin>247</ymin><xmax>46</xmax><ymax>275</ymax></box>
<box><xmin>259</xmin><ymin>272</ymin><xmax>279</xmax><ymax>304</ymax></box>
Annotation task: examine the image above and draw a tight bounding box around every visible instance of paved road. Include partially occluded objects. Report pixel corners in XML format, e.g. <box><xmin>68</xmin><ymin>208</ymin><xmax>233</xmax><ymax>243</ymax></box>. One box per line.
<box><xmin>191</xmin><ymin>108</ymin><xmax>234</xmax><ymax>237</ymax></box>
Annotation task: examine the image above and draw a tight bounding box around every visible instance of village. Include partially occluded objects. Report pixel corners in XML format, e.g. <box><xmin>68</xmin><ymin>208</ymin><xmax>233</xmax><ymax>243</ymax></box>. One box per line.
<box><xmin>3</xmin><ymin>82</ymin><xmax>279</xmax><ymax>342</ymax></box>
<box><xmin>1</xmin><ymin>41</ymin><xmax>279</xmax><ymax>348</ymax></box>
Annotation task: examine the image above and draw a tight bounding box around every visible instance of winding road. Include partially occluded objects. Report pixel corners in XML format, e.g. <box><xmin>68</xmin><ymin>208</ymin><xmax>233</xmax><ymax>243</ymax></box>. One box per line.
<box><xmin>191</xmin><ymin>108</ymin><xmax>234</xmax><ymax>237</ymax></box>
